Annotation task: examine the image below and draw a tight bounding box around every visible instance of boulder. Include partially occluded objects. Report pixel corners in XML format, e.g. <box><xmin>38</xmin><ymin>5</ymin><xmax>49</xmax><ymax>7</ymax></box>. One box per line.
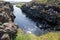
<box><xmin>1</xmin><ymin>33</ymin><xmax>10</xmax><ymax>40</ymax></box>
<box><xmin>2</xmin><ymin>22</ymin><xmax>18</xmax><ymax>35</ymax></box>
<box><xmin>0</xmin><ymin>22</ymin><xmax>18</xmax><ymax>40</ymax></box>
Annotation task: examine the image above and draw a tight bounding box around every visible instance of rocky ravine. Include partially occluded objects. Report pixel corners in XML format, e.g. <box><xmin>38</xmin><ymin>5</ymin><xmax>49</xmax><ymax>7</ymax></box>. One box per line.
<box><xmin>21</xmin><ymin>2</ymin><xmax>60</xmax><ymax>30</ymax></box>
<box><xmin>0</xmin><ymin>1</ymin><xmax>18</xmax><ymax>40</ymax></box>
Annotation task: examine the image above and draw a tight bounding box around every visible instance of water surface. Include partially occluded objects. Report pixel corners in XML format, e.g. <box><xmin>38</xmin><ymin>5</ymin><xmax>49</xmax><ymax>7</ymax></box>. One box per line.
<box><xmin>14</xmin><ymin>5</ymin><xmax>47</xmax><ymax>35</ymax></box>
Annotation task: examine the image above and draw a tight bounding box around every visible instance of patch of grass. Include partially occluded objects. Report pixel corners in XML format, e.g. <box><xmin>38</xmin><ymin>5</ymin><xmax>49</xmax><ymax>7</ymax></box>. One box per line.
<box><xmin>15</xmin><ymin>0</ymin><xmax>60</xmax><ymax>8</ymax></box>
<box><xmin>13</xmin><ymin>2</ymin><xmax>26</xmax><ymax>8</ymax></box>
<box><xmin>14</xmin><ymin>29</ymin><xmax>60</xmax><ymax>40</ymax></box>
<box><xmin>34</xmin><ymin>0</ymin><xmax>47</xmax><ymax>3</ymax></box>
<box><xmin>34</xmin><ymin>0</ymin><xmax>60</xmax><ymax>3</ymax></box>
<box><xmin>39</xmin><ymin>32</ymin><xmax>60</xmax><ymax>40</ymax></box>
<box><xmin>15</xmin><ymin>3</ymin><xmax>25</xmax><ymax>8</ymax></box>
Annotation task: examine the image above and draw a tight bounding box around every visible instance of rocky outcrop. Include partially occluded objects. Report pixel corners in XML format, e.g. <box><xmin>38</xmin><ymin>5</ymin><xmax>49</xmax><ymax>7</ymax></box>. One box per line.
<box><xmin>0</xmin><ymin>22</ymin><xmax>18</xmax><ymax>40</ymax></box>
<box><xmin>0</xmin><ymin>1</ymin><xmax>15</xmax><ymax>24</ymax></box>
<box><xmin>0</xmin><ymin>2</ymin><xmax>18</xmax><ymax>40</ymax></box>
<box><xmin>21</xmin><ymin>2</ymin><xmax>60</xmax><ymax>30</ymax></box>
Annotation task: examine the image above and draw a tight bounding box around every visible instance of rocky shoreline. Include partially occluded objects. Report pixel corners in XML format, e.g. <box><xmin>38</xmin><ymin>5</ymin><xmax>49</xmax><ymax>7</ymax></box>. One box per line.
<box><xmin>21</xmin><ymin>2</ymin><xmax>60</xmax><ymax>31</ymax></box>
<box><xmin>0</xmin><ymin>1</ymin><xmax>18</xmax><ymax>40</ymax></box>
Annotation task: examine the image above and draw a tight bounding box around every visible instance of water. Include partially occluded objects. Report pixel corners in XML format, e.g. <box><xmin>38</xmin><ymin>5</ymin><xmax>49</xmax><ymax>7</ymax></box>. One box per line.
<box><xmin>13</xmin><ymin>5</ymin><xmax>47</xmax><ymax>35</ymax></box>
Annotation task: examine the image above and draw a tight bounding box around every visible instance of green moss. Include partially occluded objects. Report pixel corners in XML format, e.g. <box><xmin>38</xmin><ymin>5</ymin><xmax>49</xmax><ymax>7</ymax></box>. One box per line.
<box><xmin>34</xmin><ymin>0</ymin><xmax>60</xmax><ymax>4</ymax></box>
<box><xmin>55</xmin><ymin>5</ymin><xmax>60</xmax><ymax>8</ymax></box>
<box><xmin>15</xmin><ymin>3</ymin><xmax>25</xmax><ymax>8</ymax></box>
<box><xmin>34</xmin><ymin>0</ymin><xmax>47</xmax><ymax>3</ymax></box>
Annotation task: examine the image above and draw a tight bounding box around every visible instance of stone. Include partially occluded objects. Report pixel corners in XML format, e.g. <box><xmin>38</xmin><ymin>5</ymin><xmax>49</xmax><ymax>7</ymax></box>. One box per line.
<box><xmin>0</xmin><ymin>22</ymin><xmax>18</xmax><ymax>40</ymax></box>
<box><xmin>1</xmin><ymin>33</ymin><xmax>10</xmax><ymax>40</ymax></box>
<box><xmin>21</xmin><ymin>2</ymin><xmax>60</xmax><ymax>30</ymax></box>
<box><xmin>2</xmin><ymin>22</ymin><xmax>18</xmax><ymax>35</ymax></box>
<box><xmin>0</xmin><ymin>1</ymin><xmax>17</xmax><ymax>40</ymax></box>
<box><xmin>0</xmin><ymin>2</ymin><xmax>15</xmax><ymax>23</ymax></box>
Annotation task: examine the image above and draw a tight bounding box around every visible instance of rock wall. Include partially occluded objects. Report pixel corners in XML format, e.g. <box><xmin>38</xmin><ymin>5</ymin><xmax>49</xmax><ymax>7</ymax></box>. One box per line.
<box><xmin>21</xmin><ymin>2</ymin><xmax>60</xmax><ymax>30</ymax></box>
<box><xmin>0</xmin><ymin>2</ymin><xmax>18</xmax><ymax>40</ymax></box>
<box><xmin>0</xmin><ymin>1</ymin><xmax>15</xmax><ymax>23</ymax></box>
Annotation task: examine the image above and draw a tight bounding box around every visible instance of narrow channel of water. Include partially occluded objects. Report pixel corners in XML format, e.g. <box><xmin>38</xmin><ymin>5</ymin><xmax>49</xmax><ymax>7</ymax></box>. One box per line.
<box><xmin>13</xmin><ymin>5</ymin><xmax>48</xmax><ymax>35</ymax></box>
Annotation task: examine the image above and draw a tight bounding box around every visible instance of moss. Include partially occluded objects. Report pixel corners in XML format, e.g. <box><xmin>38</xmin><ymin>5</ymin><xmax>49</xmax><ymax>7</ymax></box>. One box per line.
<box><xmin>34</xmin><ymin>0</ymin><xmax>47</xmax><ymax>4</ymax></box>
<box><xmin>15</xmin><ymin>3</ymin><xmax>25</xmax><ymax>8</ymax></box>
<box><xmin>55</xmin><ymin>5</ymin><xmax>60</xmax><ymax>8</ymax></box>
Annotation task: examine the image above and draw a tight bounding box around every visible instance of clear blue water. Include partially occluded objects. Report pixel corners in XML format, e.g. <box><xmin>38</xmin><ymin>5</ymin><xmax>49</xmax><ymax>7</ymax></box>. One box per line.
<box><xmin>13</xmin><ymin>5</ymin><xmax>47</xmax><ymax>35</ymax></box>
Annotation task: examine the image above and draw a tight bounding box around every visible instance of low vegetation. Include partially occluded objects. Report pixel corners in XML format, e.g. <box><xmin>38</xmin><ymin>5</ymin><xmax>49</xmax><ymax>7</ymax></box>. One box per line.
<box><xmin>13</xmin><ymin>2</ymin><xmax>26</xmax><ymax>8</ymax></box>
<box><xmin>13</xmin><ymin>29</ymin><xmax>60</xmax><ymax>40</ymax></box>
<box><xmin>15</xmin><ymin>0</ymin><xmax>60</xmax><ymax>8</ymax></box>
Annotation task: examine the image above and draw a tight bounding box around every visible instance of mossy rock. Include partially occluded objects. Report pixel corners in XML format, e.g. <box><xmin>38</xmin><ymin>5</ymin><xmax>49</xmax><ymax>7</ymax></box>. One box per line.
<box><xmin>55</xmin><ymin>5</ymin><xmax>60</xmax><ymax>8</ymax></box>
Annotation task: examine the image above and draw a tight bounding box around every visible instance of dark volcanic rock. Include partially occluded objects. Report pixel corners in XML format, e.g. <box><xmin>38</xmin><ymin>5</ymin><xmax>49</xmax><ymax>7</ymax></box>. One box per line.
<box><xmin>1</xmin><ymin>33</ymin><xmax>10</xmax><ymax>40</ymax></box>
<box><xmin>0</xmin><ymin>2</ymin><xmax>15</xmax><ymax>23</ymax></box>
<box><xmin>2</xmin><ymin>22</ymin><xmax>18</xmax><ymax>35</ymax></box>
<box><xmin>0</xmin><ymin>2</ymin><xmax>17</xmax><ymax>40</ymax></box>
<box><xmin>0</xmin><ymin>22</ymin><xmax>18</xmax><ymax>40</ymax></box>
<box><xmin>21</xmin><ymin>2</ymin><xmax>60</xmax><ymax>30</ymax></box>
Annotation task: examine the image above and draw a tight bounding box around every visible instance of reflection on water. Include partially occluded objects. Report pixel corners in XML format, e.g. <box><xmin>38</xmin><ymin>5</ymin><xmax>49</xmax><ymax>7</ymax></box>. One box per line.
<box><xmin>13</xmin><ymin>5</ymin><xmax>48</xmax><ymax>35</ymax></box>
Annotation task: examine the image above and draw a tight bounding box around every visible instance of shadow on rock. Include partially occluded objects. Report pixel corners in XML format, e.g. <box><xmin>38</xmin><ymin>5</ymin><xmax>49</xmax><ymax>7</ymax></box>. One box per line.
<box><xmin>21</xmin><ymin>2</ymin><xmax>60</xmax><ymax>31</ymax></box>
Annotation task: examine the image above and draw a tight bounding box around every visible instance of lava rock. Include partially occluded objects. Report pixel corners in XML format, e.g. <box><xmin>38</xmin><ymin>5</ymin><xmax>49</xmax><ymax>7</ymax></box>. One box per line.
<box><xmin>0</xmin><ymin>22</ymin><xmax>18</xmax><ymax>40</ymax></box>
<box><xmin>1</xmin><ymin>33</ymin><xmax>10</xmax><ymax>40</ymax></box>
<box><xmin>0</xmin><ymin>1</ymin><xmax>17</xmax><ymax>40</ymax></box>
<box><xmin>0</xmin><ymin>2</ymin><xmax>15</xmax><ymax>23</ymax></box>
<box><xmin>21</xmin><ymin>2</ymin><xmax>60</xmax><ymax>30</ymax></box>
<box><xmin>21</xmin><ymin>2</ymin><xmax>60</xmax><ymax>24</ymax></box>
<box><xmin>2</xmin><ymin>22</ymin><xmax>18</xmax><ymax>35</ymax></box>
